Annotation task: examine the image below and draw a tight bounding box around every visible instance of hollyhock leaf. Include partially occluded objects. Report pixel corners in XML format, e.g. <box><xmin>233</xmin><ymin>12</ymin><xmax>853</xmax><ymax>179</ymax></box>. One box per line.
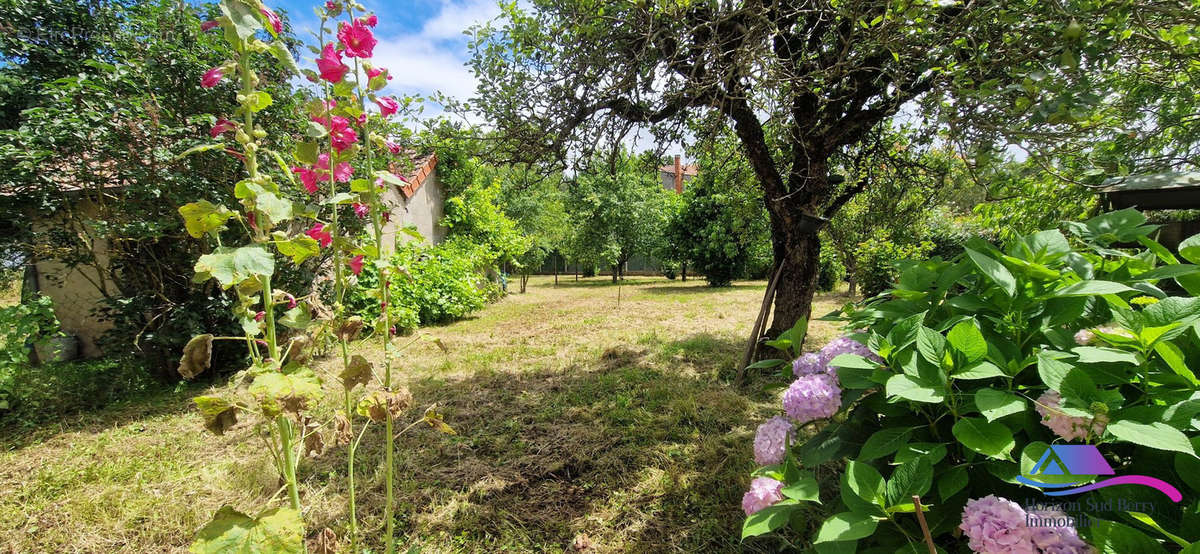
<box><xmin>218</xmin><ymin>0</ymin><xmax>262</xmax><ymax>41</ymax></box>
<box><xmin>349</xmin><ymin>178</ymin><xmax>372</xmax><ymax>192</ymax></box>
<box><xmin>175</xmin><ymin>142</ymin><xmax>226</xmax><ymax>160</ymax></box>
<box><xmin>324</xmin><ymin>193</ymin><xmax>356</xmax><ymax>205</ymax></box>
<box><xmin>194</xmin><ymin>395</ymin><xmax>238</xmax><ymax>435</ymax></box>
<box><xmin>274</xmin><ymin>235</ymin><xmax>319</xmax><ymax>264</ymax></box>
<box><xmin>190</xmin><ymin>506</ymin><xmax>303</xmax><ymax>553</ymax></box>
<box><xmin>374</xmin><ymin>170</ymin><xmax>407</xmax><ymax>187</ymax></box>
<box><xmin>194</xmin><ymin>246</ymin><xmax>274</xmax><ymax>288</ymax></box>
<box><xmin>305</xmin><ymin>121</ymin><xmax>328</xmax><ymax>138</ymax></box>
<box><xmin>339</xmin><ymin>355</ymin><xmax>372</xmax><ymax>390</ymax></box>
<box><xmin>952</xmin><ymin>417</ymin><xmax>1015</xmax><ymax>460</ymax></box>
<box><xmin>250</xmin><ymin>370</ymin><xmax>322</xmax><ymax>417</ymax></box>
<box><xmin>294</xmin><ymin>142</ymin><xmax>319</xmax><ymax>164</ymax></box>
<box><xmin>279</xmin><ymin>306</ymin><xmax>311</xmax><ymax>330</ymax></box>
<box><xmin>814</xmin><ymin>512</ymin><xmax>878</xmax><ymax>543</ymax></box>
<box><xmin>255</xmin><ymin>192</ymin><xmax>292</xmax><ymax>227</ymax></box>
<box><xmin>178</xmin><ymin>334</ymin><xmax>214</xmax><ymax>379</ymax></box>
<box><xmin>247</xmin><ymin>91</ymin><xmax>273</xmax><ymax>113</ymax></box>
<box><xmin>332</xmin><ymin>80</ymin><xmax>355</xmax><ymax>98</ymax></box>
<box><xmin>179</xmin><ymin>201</ymin><xmax>235</xmax><ymax>238</ymax></box>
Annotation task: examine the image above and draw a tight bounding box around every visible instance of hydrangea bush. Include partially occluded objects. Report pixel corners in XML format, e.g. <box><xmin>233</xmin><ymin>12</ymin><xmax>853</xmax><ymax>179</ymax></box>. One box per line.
<box><xmin>743</xmin><ymin>209</ymin><xmax>1200</xmax><ymax>552</ymax></box>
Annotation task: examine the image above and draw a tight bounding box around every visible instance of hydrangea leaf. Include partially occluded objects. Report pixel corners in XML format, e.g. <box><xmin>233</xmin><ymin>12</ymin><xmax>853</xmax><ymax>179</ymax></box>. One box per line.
<box><xmin>814</xmin><ymin>511</ymin><xmax>878</xmax><ymax>543</ymax></box>
<box><xmin>189</xmin><ymin>505</ymin><xmax>303</xmax><ymax>553</ymax></box>
<box><xmin>951</xmin><ymin>417</ymin><xmax>1015</xmax><ymax>460</ymax></box>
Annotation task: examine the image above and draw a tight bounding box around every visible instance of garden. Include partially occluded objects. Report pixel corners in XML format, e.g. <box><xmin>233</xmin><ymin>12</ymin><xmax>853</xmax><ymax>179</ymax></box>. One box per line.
<box><xmin>0</xmin><ymin>0</ymin><xmax>1199</xmax><ymax>552</ymax></box>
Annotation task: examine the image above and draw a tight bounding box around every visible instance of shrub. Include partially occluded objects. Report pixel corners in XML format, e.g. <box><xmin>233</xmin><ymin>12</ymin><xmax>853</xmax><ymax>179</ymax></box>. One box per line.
<box><xmin>0</xmin><ymin>356</ymin><xmax>161</xmax><ymax>425</ymax></box>
<box><xmin>852</xmin><ymin>230</ymin><xmax>934</xmax><ymax>298</ymax></box>
<box><xmin>390</xmin><ymin>238</ymin><xmax>491</xmax><ymax>325</ymax></box>
<box><xmin>742</xmin><ymin>208</ymin><xmax>1200</xmax><ymax>551</ymax></box>
<box><xmin>816</xmin><ymin>246</ymin><xmax>845</xmax><ymax>292</ymax></box>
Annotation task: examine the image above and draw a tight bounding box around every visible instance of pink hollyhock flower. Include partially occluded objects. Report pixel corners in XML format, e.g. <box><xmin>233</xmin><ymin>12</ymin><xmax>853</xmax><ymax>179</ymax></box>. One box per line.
<box><xmin>367</xmin><ymin>66</ymin><xmax>391</xmax><ymax>81</ymax></box>
<box><xmin>306</xmin><ymin>223</ymin><xmax>333</xmax><ymax>248</ymax></box>
<box><xmin>1035</xmin><ymin>391</ymin><xmax>1107</xmax><ymax>441</ymax></box>
<box><xmin>753</xmin><ymin>416</ymin><xmax>793</xmax><ymax>465</ymax></box>
<box><xmin>362</xmin><ymin>14</ymin><xmax>378</xmax><ymax>27</ymax></box>
<box><xmin>389</xmin><ymin>326</ymin><xmax>397</xmax><ymax>336</ymax></box>
<box><xmin>741</xmin><ymin>477</ymin><xmax>784</xmax><ymax>516</ymax></box>
<box><xmin>385</xmin><ymin>141</ymin><xmax>402</xmax><ymax>155</ymax></box>
<box><xmin>782</xmin><ymin>373</ymin><xmax>841</xmax><ymax>424</ymax></box>
<box><xmin>284</xmin><ymin>293</ymin><xmax>297</xmax><ymax>310</ymax></box>
<box><xmin>210</xmin><ymin>118</ymin><xmax>237</xmax><ymax>138</ymax></box>
<box><xmin>200</xmin><ymin>20</ymin><xmax>220</xmax><ymax>32</ymax></box>
<box><xmin>960</xmin><ymin>495</ymin><xmax>1035</xmax><ymax>554</ymax></box>
<box><xmin>259</xmin><ymin>7</ymin><xmax>282</xmax><ymax>34</ymax></box>
<box><xmin>316</xmin><ymin>43</ymin><xmax>349</xmax><ymax>83</ymax></box>
<box><xmin>293</xmin><ymin>167</ymin><xmax>320</xmax><ymax>194</ymax></box>
<box><xmin>348</xmin><ymin>255</ymin><xmax>365</xmax><ymax>275</ymax></box>
<box><xmin>324</xmin><ymin>1</ymin><xmax>340</xmax><ymax>15</ymax></box>
<box><xmin>382</xmin><ymin>211</ymin><xmax>391</xmax><ymax>223</ymax></box>
<box><xmin>357</xmin><ymin>113</ymin><xmax>369</xmax><ymax>127</ymax></box>
<box><xmin>353</xmin><ymin>203</ymin><xmax>369</xmax><ymax>218</ymax></box>
<box><xmin>246</xmin><ymin>212</ymin><xmax>256</xmax><ymax>229</ymax></box>
<box><xmin>328</xmin><ymin>116</ymin><xmax>358</xmax><ymax>152</ymax></box>
<box><xmin>375</xmin><ymin>96</ymin><xmax>399</xmax><ymax>117</ymax></box>
<box><xmin>337</xmin><ymin>20</ymin><xmax>377</xmax><ymax>58</ymax></box>
<box><xmin>315</xmin><ymin>153</ymin><xmax>354</xmax><ymax>182</ymax></box>
<box><xmin>200</xmin><ymin>67</ymin><xmax>224</xmax><ymax>88</ymax></box>
<box><xmin>254</xmin><ymin>311</ymin><xmax>265</xmax><ymax>322</ymax></box>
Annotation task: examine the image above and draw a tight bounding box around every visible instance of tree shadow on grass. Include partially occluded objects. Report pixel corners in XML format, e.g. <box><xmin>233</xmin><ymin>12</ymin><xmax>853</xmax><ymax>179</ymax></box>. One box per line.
<box><xmin>303</xmin><ymin>340</ymin><xmax>790</xmax><ymax>553</ymax></box>
<box><xmin>639</xmin><ymin>282</ymin><xmax>766</xmax><ymax>295</ymax></box>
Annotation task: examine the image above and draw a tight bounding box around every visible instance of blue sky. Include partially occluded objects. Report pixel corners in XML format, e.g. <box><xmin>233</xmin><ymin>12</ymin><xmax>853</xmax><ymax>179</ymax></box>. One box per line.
<box><xmin>269</xmin><ymin>0</ymin><xmax>501</xmax><ymax>111</ymax></box>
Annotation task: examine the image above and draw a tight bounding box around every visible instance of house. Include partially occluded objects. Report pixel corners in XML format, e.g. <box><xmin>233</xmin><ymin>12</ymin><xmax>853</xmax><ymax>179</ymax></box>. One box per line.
<box><xmin>659</xmin><ymin>155</ymin><xmax>698</xmax><ymax>194</ymax></box>
<box><xmin>1098</xmin><ymin>171</ymin><xmax>1200</xmax><ymax>249</ymax></box>
<box><xmin>23</xmin><ymin>152</ymin><xmax>446</xmax><ymax>358</ymax></box>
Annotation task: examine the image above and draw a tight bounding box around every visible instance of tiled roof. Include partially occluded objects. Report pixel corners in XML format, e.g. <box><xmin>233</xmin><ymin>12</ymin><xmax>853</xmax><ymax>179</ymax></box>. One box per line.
<box><xmin>389</xmin><ymin>152</ymin><xmax>437</xmax><ymax>199</ymax></box>
<box><xmin>659</xmin><ymin>163</ymin><xmax>699</xmax><ymax>177</ymax></box>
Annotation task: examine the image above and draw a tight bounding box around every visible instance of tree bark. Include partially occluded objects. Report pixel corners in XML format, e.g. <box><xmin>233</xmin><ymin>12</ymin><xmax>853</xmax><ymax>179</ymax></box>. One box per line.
<box><xmin>611</xmin><ymin>264</ymin><xmax>618</xmax><ymax>283</ymax></box>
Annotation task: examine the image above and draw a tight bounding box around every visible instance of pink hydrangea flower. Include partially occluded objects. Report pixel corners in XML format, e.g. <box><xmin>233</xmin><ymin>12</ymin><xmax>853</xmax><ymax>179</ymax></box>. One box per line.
<box><xmin>348</xmin><ymin>255</ymin><xmax>365</xmax><ymax>275</ymax></box>
<box><xmin>792</xmin><ymin>352</ymin><xmax>824</xmax><ymax>377</ymax></box>
<box><xmin>306</xmin><ymin>223</ymin><xmax>332</xmax><ymax>248</ymax></box>
<box><xmin>1027</xmin><ymin>510</ymin><xmax>1094</xmax><ymax>554</ymax></box>
<box><xmin>1073</xmin><ymin>329</ymin><xmax>1095</xmax><ymax>346</ymax></box>
<box><xmin>353</xmin><ymin>203</ymin><xmax>369</xmax><ymax>218</ymax></box>
<box><xmin>259</xmin><ymin>7</ymin><xmax>282</xmax><ymax>34</ymax></box>
<box><xmin>753</xmin><ymin>416</ymin><xmax>793</xmax><ymax>465</ymax></box>
<box><xmin>375</xmin><ymin>96</ymin><xmax>399</xmax><ymax>117</ymax></box>
<box><xmin>337</xmin><ymin>19</ymin><xmax>377</xmax><ymax>58</ymax></box>
<box><xmin>960</xmin><ymin>496</ymin><xmax>1034</xmax><ymax>554</ymax></box>
<box><xmin>210</xmin><ymin>118</ymin><xmax>237</xmax><ymax>138</ymax></box>
<box><xmin>293</xmin><ymin>167</ymin><xmax>320</xmax><ymax>194</ymax></box>
<box><xmin>316</xmin><ymin>43</ymin><xmax>349</xmax><ymax>83</ymax></box>
<box><xmin>819</xmin><ymin>336</ymin><xmax>881</xmax><ymax>368</ymax></box>
<box><xmin>1035</xmin><ymin>391</ymin><xmax>1107</xmax><ymax>441</ymax></box>
<box><xmin>741</xmin><ymin>477</ymin><xmax>784</xmax><ymax>516</ymax></box>
<box><xmin>200</xmin><ymin>67</ymin><xmax>224</xmax><ymax>88</ymax></box>
<box><xmin>782</xmin><ymin>374</ymin><xmax>841</xmax><ymax>424</ymax></box>
<box><xmin>200</xmin><ymin>20</ymin><xmax>219</xmax><ymax>32</ymax></box>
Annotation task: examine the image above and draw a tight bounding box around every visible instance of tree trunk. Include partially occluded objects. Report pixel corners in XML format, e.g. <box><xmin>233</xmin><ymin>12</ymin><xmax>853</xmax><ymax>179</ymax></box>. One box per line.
<box><xmin>681</xmin><ymin>262</ymin><xmax>687</xmax><ymax>282</ymax></box>
<box><xmin>611</xmin><ymin>264</ymin><xmax>618</xmax><ymax>283</ymax></box>
<box><xmin>767</xmin><ymin>230</ymin><xmax>822</xmax><ymax>336</ymax></box>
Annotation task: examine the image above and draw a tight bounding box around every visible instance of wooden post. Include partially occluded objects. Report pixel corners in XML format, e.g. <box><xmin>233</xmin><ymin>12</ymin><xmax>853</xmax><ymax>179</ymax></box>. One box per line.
<box><xmin>554</xmin><ymin>253</ymin><xmax>558</xmax><ymax>286</ymax></box>
<box><xmin>737</xmin><ymin>262</ymin><xmax>784</xmax><ymax>385</ymax></box>
<box><xmin>913</xmin><ymin>496</ymin><xmax>937</xmax><ymax>554</ymax></box>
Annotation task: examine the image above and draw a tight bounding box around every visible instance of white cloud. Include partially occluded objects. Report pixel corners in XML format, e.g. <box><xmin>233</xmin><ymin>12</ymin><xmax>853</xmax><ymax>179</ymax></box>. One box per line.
<box><xmin>420</xmin><ymin>0</ymin><xmax>501</xmax><ymax>40</ymax></box>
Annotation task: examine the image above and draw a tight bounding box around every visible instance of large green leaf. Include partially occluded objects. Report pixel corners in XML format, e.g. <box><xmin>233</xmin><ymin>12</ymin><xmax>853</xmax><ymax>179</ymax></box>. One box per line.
<box><xmin>189</xmin><ymin>506</ymin><xmax>303</xmax><ymax>553</ymax></box>
<box><xmin>884</xmin><ymin>457</ymin><xmax>932</xmax><ymax>506</ymax></box>
<box><xmin>741</xmin><ymin>504</ymin><xmax>793</xmax><ymax>539</ymax></box>
<box><xmin>274</xmin><ymin>235</ymin><xmax>319</xmax><ymax>265</ymax></box>
<box><xmin>840</xmin><ymin>460</ymin><xmax>886</xmax><ymax>516</ymax></box>
<box><xmin>194</xmin><ymin>246</ymin><xmax>275</xmax><ymax>288</ymax></box>
<box><xmin>951</xmin><ymin>417</ymin><xmax>1014</xmax><ymax>460</ymax></box>
<box><xmin>974</xmin><ymin>389</ymin><xmax>1026</xmax><ymax>422</ymax></box>
<box><xmin>179</xmin><ymin>201</ymin><xmax>235</xmax><ymax>238</ymax></box>
<box><xmin>1049</xmin><ymin>280</ymin><xmax>1135</xmax><ymax>297</ymax></box>
<box><xmin>1084</xmin><ymin>519</ymin><xmax>1167</xmax><ymax>554</ymax></box>
<box><xmin>915</xmin><ymin>326</ymin><xmax>946</xmax><ymax>366</ymax></box>
<box><xmin>885</xmin><ymin>374</ymin><xmax>944</xmax><ymax>403</ymax></box>
<box><xmin>248</xmin><ymin>371</ymin><xmax>323</xmax><ymax>417</ymax></box>
<box><xmin>219</xmin><ymin>0</ymin><xmax>264</xmax><ymax>42</ymax></box>
<box><xmin>966</xmin><ymin>248</ymin><xmax>1016</xmax><ymax>297</ymax></box>
<box><xmin>1107</xmin><ymin>420</ymin><xmax>1196</xmax><ymax>456</ymax></box>
<box><xmin>781</xmin><ymin>471</ymin><xmax>821</xmax><ymax>503</ymax></box>
<box><xmin>813</xmin><ymin>512</ymin><xmax>878</xmax><ymax>543</ymax></box>
<box><xmin>858</xmin><ymin>427</ymin><xmax>914</xmax><ymax>461</ymax></box>
<box><xmin>946</xmin><ymin>320</ymin><xmax>987</xmax><ymax>363</ymax></box>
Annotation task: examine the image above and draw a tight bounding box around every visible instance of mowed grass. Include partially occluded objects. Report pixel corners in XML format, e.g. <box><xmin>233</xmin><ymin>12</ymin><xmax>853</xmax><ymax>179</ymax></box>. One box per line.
<box><xmin>0</xmin><ymin>275</ymin><xmax>853</xmax><ymax>553</ymax></box>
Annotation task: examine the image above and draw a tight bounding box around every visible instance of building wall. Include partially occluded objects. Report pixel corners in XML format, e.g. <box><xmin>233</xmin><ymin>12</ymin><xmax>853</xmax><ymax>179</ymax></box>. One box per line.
<box><xmin>380</xmin><ymin>167</ymin><xmax>446</xmax><ymax>253</ymax></box>
<box><xmin>31</xmin><ymin>199</ymin><xmax>114</xmax><ymax>358</ymax></box>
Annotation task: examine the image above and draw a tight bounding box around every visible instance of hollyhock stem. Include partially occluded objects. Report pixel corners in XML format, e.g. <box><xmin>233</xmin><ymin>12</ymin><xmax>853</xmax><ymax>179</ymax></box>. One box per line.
<box><xmin>317</xmin><ymin>18</ymin><xmax>360</xmax><ymax>550</ymax></box>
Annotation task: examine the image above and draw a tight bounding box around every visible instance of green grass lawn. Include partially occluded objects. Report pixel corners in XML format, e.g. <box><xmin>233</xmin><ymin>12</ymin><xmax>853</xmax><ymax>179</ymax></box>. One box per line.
<box><xmin>0</xmin><ymin>275</ymin><xmax>852</xmax><ymax>553</ymax></box>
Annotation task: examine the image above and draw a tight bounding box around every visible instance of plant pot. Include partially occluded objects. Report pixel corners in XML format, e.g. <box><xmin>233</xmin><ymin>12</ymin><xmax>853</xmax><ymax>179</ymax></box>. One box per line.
<box><xmin>35</xmin><ymin>334</ymin><xmax>78</xmax><ymax>364</ymax></box>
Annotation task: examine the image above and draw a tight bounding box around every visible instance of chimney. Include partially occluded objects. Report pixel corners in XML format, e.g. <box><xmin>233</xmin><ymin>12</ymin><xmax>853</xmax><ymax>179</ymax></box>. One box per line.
<box><xmin>674</xmin><ymin>155</ymin><xmax>683</xmax><ymax>194</ymax></box>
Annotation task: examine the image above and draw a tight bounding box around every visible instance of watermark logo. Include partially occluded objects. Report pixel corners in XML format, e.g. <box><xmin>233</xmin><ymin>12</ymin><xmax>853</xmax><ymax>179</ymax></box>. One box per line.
<box><xmin>1016</xmin><ymin>444</ymin><xmax>1181</xmax><ymax>502</ymax></box>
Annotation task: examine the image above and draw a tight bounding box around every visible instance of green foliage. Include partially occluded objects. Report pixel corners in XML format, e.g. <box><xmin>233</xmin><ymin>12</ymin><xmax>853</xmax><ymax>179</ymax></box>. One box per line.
<box><xmin>746</xmin><ymin>208</ymin><xmax>1200</xmax><ymax>550</ymax></box>
<box><xmin>816</xmin><ymin>245</ymin><xmax>845</xmax><ymax>292</ymax></box>
<box><xmin>851</xmin><ymin>231</ymin><xmax>935</xmax><ymax>298</ymax></box>
<box><xmin>443</xmin><ymin>179</ymin><xmax>528</xmax><ymax>268</ymax></box>
<box><xmin>190</xmin><ymin>506</ymin><xmax>303</xmax><ymax>553</ymax></box>
<box><xmin>0</xmin><ymin>356</ymin><xmax>162</xmax><ymax>425</ymax></box>
<box><xmin>667</xmin><ymin>161</ymin><xmax>770</xmax><ymax>287</ymax></box>
<box><xmin>389</xmin><ymin>239</ymin><xmax>493</xmax><ymax>324</ymax></box>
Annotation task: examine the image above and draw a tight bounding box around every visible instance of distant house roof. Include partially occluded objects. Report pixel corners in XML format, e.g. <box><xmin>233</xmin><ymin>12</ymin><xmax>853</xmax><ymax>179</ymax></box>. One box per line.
<box><xmin>389</xmin><ymin>152</ymin><xmax>437</xmax><ymax>199</ymax></box>
<box><xmin>1099</xmin><ymin>172</ymin><xmax>1200</xmax><ymax>210</ymax></box>
<box><xmin>659</xmin><ymin>163</ymin><xmax>699</xmax><ymax>177</ymax></box>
